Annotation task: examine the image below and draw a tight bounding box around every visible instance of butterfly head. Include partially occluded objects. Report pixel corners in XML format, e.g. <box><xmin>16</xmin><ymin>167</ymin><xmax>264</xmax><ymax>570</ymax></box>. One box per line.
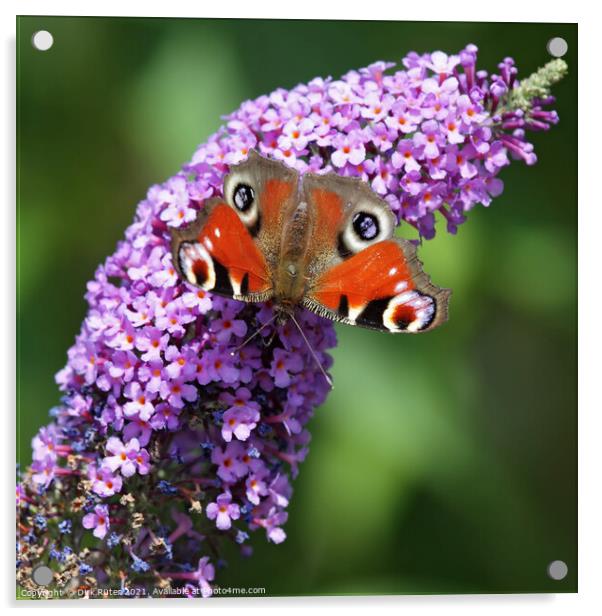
<box><xmin>273</xmin><ymin>294</ymin><xmax>297</xmax><ymax>326</ymax></box>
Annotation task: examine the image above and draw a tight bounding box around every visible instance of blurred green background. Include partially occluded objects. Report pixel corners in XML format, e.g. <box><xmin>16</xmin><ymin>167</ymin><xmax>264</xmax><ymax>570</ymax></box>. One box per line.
<box><xmin>17</xmin><ymin>17</ymin><xmax>577</xmax><ymax>595</ymax></box>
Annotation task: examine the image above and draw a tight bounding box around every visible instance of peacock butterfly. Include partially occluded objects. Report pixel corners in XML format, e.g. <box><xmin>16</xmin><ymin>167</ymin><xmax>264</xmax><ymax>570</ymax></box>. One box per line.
<box><xmin>170</xmin><ymin>150</ymin><xmax>451</xmax><ymax>382</ymax></box>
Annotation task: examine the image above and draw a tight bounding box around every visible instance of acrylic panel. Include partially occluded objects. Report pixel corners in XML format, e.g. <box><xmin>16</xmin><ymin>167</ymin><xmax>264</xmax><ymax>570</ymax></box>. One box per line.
<box><xmin>16</xmin><ymin>16</ymin><xmax>577</xmax><ymax>599</ymax></box>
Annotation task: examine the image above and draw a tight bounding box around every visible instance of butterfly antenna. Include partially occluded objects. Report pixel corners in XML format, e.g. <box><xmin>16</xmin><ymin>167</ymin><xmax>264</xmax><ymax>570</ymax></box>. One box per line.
<box><xmin>230</xmin><ymin>314</ymin><xmax>278</xmax><ymax>356</ymax></box>
<box><xmin>290</xmin><ymin>313</ymin><xmax>333</xmax><ymax>389</ymax></box>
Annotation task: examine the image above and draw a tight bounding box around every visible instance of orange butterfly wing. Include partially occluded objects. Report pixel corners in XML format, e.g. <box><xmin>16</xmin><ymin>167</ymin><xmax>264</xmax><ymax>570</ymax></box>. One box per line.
<box><xmin>304</xmin><ymin>239</ymin><xmax>450</xmax><ymax>333</ymax></box>
<box><xmin>171</xmin><ymin>151</ymin><xmax>299</xmax><ymax>302</ymax></box>
<box><xmin>298</xmin><ymin>175</ymin><xmax>450</xmax><ymax>333</ymax></box>
<box><xmin>171</xmin><ymin>202</ymin><xmax>272</xmax><ymax>300</ymax></box>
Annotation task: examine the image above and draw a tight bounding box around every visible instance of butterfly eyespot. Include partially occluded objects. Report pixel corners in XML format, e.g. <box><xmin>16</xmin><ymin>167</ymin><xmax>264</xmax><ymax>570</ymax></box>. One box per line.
<box><xmin>352</xmin><ymin>212</ymin><xmax>379</xmax><ymax>240</ymax></box>
<box><xmin>178</xmin><ymin>241</ymin><xmax>216</xmax><ymax>291</ymax></box>
<box><xmin>233</xmin><ymin>184</ymin><xmax>255</xmax><ymax>212</ymax></box>
<box><xmin>225</xmin><ymin>175</ymin><xmax>260</xmax><ymax>232</ymax></box>
<box><xmin>338</xmin><ymin>200</ymin><xmax>394</xmax><ymax>256</ymax></box>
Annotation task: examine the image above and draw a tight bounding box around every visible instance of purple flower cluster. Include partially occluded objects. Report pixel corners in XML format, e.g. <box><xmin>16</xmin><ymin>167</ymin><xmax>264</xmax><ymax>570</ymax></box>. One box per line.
<box><xmin>17</xmin><ymin>45</ymin><xmax>562</xmax><ymax>598</ymax></box>
<box><xmin>182</xmin><ymin>46</ymin><xmax>558</xmax><ymax>238</ymax></box>
<box><xmin>20</xmin><ymin>207</ymin><xmax>334</xmax><ymax>595</ymax></box>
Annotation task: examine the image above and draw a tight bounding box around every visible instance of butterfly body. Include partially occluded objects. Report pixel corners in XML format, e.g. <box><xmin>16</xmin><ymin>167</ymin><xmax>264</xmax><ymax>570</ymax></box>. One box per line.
<box><xmin>171</xmin><ymin>150</ymin><xmax>450</xmax><ymax>334</ymax></box>
<box><xmin>272</xmin><ymin>201</ymin><xmax>313</xmax><ymax>314</ymax></box>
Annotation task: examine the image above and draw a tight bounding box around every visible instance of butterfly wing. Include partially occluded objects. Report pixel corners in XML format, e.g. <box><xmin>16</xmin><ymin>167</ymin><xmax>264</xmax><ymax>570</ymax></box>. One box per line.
<box><xmin>300</xmin><ymin>173</ymin><xmax>450</xmax><ymax>333</ymax></box>
<box><xmin>170</xmin><ymin>151</ymin><xmax>299</xmax><ymax>302</ymax></box>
